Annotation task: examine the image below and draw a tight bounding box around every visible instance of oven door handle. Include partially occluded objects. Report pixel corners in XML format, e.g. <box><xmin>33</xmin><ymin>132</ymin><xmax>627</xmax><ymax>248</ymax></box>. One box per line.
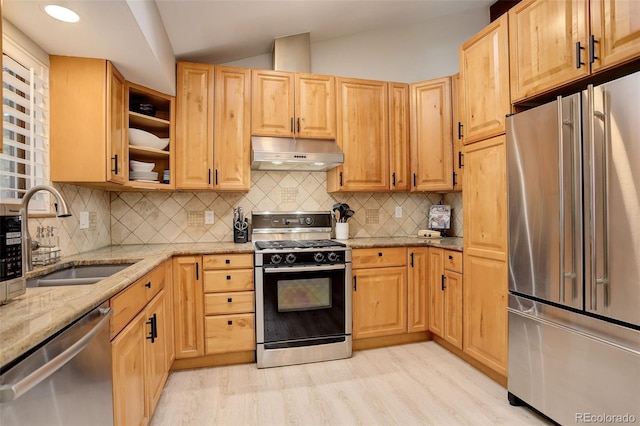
<box><xmin>263</xmin><ymin>264</ymin><xmax>346</xmax><ymax>274</ymax></box>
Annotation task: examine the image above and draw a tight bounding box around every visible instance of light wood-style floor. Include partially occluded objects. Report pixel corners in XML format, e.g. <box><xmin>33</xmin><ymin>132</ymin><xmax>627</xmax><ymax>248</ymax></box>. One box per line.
<box><xmin>150</xmin><ymin>342</ymin><xmax>550</xmax><ymax>426</ymax></box>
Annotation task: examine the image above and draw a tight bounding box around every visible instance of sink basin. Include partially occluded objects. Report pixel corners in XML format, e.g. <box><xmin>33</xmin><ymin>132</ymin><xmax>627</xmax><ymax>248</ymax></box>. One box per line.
<box><xmin>26</xmin><ymin>264</ymin><xmax>134</xmax><ymax>288</ymax></box>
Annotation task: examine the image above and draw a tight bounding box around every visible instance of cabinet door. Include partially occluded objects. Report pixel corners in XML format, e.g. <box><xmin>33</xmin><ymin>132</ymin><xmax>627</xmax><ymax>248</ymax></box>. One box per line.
<box><xmin>296</xmin><ymin>73</ymin><xmax>336</xmax><ymax>139</ymax></box>
<box><xmin>145</xmin><ymin>290</ymin><xmax>168</xmax><ymax>415</ymax></box>
<box><xmin>329</xmin><ymin>78</ymin><xmax>389</xmax><ymax>192</ymax></box>
<box><xmin>213</xmin><ymin>66</ymin><xmax>251</xmax><ymax>191</ymax></box>
<box><xmin>407</xmin><ymin>247</ymin><xmax>429</xmax><ymax>333</ymax></box>
<box><xmin>463</xmin><ymin>135</ymin><xmax>508</xmax><ymax>259</ymax></box>
<box><xmin>463</xmin><ymin>255</ymin><xmax>508</xmax><ymax>376</ymax></box>
<box><xmin>176</xmin><ymin>62</ymin><xmax>214</xmax><ymax>189</ymax></box>
<box><xmin>173</xmin><ymin>256</ymin><xmax>204</xmax><ymax>359</ymax></box>
<box><xmin>107</xmin><ymin>63</ymin><xmax>127</xmax><ymax>184</ymax></box>
<box><xmin>410</xmin><ymin>77</ymin><xmax>453</xmax><ymax>191</ymax></box>
<box><xmin>591</xmin><ymin>0</ymin><xmax>640</xmax><ymax>72</ymax></box>
<box><xmin>353</xmin><ymin>266</ymin><xmax>407</xmax><ymax>339</ymax></box>
<box><xmin>164</xmin><ymin>259</ymin><xmax>175</xmax><ymax>369</ymax></box>
<box><xmin>509</xmin><ymin>0</ymin><xmax>589</xmax><ymax>102</ymax></box>
<box><xmin>428</xmin><ymin>248</ymin><xmax>445</xmax><ymax>337</ymax></box>
<box><xmin>389</xmin><ymin>82</ymin><xmax>410</xmax><ymax>191</ymax></box>
<box><xmin>252</xmin><ymin>70</ymin><xmax>294</xmax><ymax>136</ymax></box>
<box><xmin>452</xmin><ymin>74</ymin><xmax>464</xmax><ymax>191</ymax></box>
<box><xmin>460</xmin><ymin>14</ymin><xmax>511</xmax><ymax>144</ymax></box>
<box><xmin>112</xmin><ymin>313</ymin><xmax>147</xmax><ymax>426</ymax></box>
<box><xmin>443</xmin><ymin>270</ymin><xmax>463</xmax><ymax>350</ymax></box>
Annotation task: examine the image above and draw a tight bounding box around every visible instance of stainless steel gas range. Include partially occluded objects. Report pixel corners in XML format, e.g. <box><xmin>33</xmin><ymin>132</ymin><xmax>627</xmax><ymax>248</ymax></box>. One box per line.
<box><xmin>252</xmin><ymin>211</ymin><xmax>352</xmax><ymax>368</ymax></box>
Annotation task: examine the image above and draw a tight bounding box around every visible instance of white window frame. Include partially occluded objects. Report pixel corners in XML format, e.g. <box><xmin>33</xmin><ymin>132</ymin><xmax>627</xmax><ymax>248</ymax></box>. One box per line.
<box><xmin>1</xmin><ymin>32</ymin><xmax>51</xmax><ymax>213</ymax></box>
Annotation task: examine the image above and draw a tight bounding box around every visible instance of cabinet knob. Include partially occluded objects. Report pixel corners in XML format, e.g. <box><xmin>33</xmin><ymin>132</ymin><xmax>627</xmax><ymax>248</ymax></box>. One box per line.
<box><xmin>378</xmin><ymin>252</ymin><xmax>382</xmax><ymax>257</ymax></box>
<box><xmin>145</xmin><ymin>282</ymin><xmax>151</xmax><ymax>288</ymax></box>
<box><xmin>228</xmin><ymin>320</ymin><xmax>233</xmax><ymax>325</ymax></box>
<box><xmin>448</xmin><ymin>255</ymin><xmax>453</xmax><ymax>260</ymax></box>
<box><xmin>225</xmin><ymin>259</ymin><xmax>231</xmax><ymax>264</ymax></box>
<box><xmin>226</xmin><ymin>275</ymin><xmax>231</xmax><ymax>280</ymax></box>
<box><xmin>227</xmin><ymin>298</ymin><xmax>232</xmax><ymax>303</ymax></box>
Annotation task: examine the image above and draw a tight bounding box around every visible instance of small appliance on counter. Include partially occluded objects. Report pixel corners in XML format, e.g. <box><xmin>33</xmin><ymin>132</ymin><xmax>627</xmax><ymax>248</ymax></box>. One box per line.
<box><xmin>0</xmin><ymin>203</ymin><xmax>25</xmax><ymax>304</ymax></box>
<box><xmin>233</xmin><ymin>206</ymin><xmax>248</xmax><ymax>243</ymax></box>
<box><xmin>427</xmin><ymin>204</ymin><xmax>451</xmax><ymax>237</ymax></box>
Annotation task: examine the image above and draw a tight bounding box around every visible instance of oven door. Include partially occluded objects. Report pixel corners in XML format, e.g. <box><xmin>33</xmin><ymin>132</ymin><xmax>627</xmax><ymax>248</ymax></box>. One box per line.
<box><xmin>256</xmin><ymin>263</ymin><xmax>351</xmax><ymax>349</ymax></box>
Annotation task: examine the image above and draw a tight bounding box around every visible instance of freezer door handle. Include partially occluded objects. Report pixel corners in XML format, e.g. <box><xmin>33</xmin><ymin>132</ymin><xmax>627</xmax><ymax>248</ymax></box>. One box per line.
<box><xmin>588</xmin><ymin>85</ymin><xmax>610</xmax><ymax>311</ymax></box>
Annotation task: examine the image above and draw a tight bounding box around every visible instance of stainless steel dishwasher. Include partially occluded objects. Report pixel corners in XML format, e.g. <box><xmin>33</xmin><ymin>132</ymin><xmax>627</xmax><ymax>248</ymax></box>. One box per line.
<box><xmin>0</xmin><ymin>303</ymin><xmax>113</xmax><ymax>425</ymax></box>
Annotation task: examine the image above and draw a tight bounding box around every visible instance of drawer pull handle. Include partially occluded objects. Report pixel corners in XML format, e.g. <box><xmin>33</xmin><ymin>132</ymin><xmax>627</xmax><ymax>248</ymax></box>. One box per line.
<box><xmin>227</xmin><ymin>298</ymin><xmax>232</xmax><ymax>303</ymax></box>
<box><xmin>225</xmin><ymin>259</ymin><xmax>231</xmax><ymax>264</ymax></box>
<box><xmin>378</xmin><ymin>252</ymin><xmax>382</xmax><ymax>257</ymax></box>
<box><xmin>228</xmin><ymin>320</ymin><xmax>233</xmax><ymax>325</ymax></box>
<box><xmin>145</xmin><ymin>282</ymin><xmax>151</xmax><ymax>288</ymax></box>
<box><xmin>226</xmin><ymin>275</ymin><xmax>231</xmax><ymax>280</ymax></box>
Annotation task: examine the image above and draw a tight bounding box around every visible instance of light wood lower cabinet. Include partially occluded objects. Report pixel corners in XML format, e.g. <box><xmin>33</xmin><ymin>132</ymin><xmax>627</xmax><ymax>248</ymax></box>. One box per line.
<box><xmin>111</xmin><ymin>263</ymin><xmax>171</xmax><ymax>426</ymax></box>
<box><xmin>173</xmin><ymin>256</ymin><xmax>204</xmax><ymax>358</ymax></box>
<box><xmin>352</xmin><ymin>247</ymin><xmax>409</xmax><ymax>340</ymax></box>
<box><xmin>202</xmin><ymin>254</ymin><xmax>255</xmax><ymax>355</ymax></box>
<box><xmin>407</xmin><ymin>247</ymin><xmax>429</xmax><ymax>332</ymax></box>
<box><xmin>428</xmin><ymin>248</ymin><xmax>463</xmax><ymax>350</ymax></box>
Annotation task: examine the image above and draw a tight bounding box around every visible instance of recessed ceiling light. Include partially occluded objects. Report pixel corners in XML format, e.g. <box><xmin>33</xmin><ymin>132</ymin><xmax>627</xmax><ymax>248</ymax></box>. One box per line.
<box><xmin>44</xmin><ymin>5</ymin><xmax>80</xmax><ymax>23</ymax></box>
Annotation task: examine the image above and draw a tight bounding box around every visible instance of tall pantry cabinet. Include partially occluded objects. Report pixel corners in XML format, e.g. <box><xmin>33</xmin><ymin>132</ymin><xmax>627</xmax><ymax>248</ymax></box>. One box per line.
<box><xmin>459</xmin><ymin>13</ymin><xmax>510</xmax><ymax>380</ymax></box>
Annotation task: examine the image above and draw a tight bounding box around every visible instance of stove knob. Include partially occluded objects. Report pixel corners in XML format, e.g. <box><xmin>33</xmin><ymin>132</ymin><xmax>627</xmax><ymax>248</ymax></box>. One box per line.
<box><xmin>305</xmin><ymin>217</ymin><xmax>313</xmax><ymax>225</ymax></box>
<box><xmin>314</xmin><ymin>252</ymin><xmax>326</xmax><ymax>263</ymax></box>
<box><xmin>285</xmin><ymin>253</ymin><xmax>297</xmax><ymax>264</ymax></box>
<box><xmin>327</xmin><ymin>252</ymin><xmax>339</xmax><ymax>263</ymax></box>
<box><xmin>270</xmin><ymin>254</ymin><xmax>282</xmax><ymax>265</ymax></box>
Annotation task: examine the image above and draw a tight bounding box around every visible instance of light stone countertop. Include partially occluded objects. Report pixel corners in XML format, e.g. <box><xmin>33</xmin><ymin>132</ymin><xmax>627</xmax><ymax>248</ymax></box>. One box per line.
<box><xmin>0</xmin><ymin>237</ymin><xmax>461</xmax><ymax>369</ymax></box>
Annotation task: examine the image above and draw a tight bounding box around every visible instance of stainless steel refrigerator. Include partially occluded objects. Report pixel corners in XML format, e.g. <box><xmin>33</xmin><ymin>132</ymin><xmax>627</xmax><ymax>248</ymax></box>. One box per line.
<box><xmin>506</xmin><ymin>71</ymin><xmax>640</xmax><ymax>425</ymax></box>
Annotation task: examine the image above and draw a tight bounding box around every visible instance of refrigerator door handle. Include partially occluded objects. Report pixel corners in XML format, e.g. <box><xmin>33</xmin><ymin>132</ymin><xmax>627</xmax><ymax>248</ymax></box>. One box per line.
<box><xmin>559</xmin><ymin>96</ymin><xmax>580</xmax><ymax>304</ymax></box>
<box><xmin>588</xmin><ymin>85</ymin><xmax>610</xmax><ymax>311</ymax></box>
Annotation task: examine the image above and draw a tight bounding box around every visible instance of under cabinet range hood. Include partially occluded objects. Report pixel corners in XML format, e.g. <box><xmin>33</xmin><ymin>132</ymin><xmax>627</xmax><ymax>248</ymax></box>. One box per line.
<box><xmin>251</xmin><ymin>136</ymin><xmax>344</xmax><ymax>171</ymax></box>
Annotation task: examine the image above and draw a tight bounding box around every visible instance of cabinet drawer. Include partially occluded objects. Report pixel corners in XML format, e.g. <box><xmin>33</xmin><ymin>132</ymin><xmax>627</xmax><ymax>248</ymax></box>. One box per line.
<box><xmin>203</xmin><ymin>269</ymin><xmax>254</xmax><ymax>293</ymax></box>
<box><xmin>204</xmin><ymin>291</ymin><xmax>255</xmax><ymax>315</ymax></box>
<box><xmin>110</xmin><ymin>266</ymin><xmax>164</xmax><ymax>339</ymax></box>
<box><xmin>352</xmin><ymin>247</ymin><xmax>407</xmax><ymax>269</ymax></box>
<box><xmin>205</xmin><ymin>313</ymin><xmax>256</xmax><ymax>354</ymax></box>
<box><xmin>203</xmin><ymin>253</ymin><xmax>253</xmax><ymax>270</ymax></box>
<box><xmin>444</xmin><ymin>250</ymin><xmax>463</xmax><ymax>273</ymax></box>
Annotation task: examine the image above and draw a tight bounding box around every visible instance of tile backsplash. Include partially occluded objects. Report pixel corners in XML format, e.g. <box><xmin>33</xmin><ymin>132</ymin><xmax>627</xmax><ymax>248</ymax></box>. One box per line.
<box><xmin>111</xmin><ymin>171</ymin><xmax>463</xmax><ymax>244</ymax></box>
<box><xmin>27</xmin><ymin>183</ymin><xmax>111</xmax><ymax>257</ymax></box>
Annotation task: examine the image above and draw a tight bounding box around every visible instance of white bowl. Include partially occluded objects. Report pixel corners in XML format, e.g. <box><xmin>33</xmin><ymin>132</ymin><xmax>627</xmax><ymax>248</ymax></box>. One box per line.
<box><xmin>130</xmin><ymin>160</ymin><xmax>155</xmax><ymax>172</ymax></box>
<box><xmin>129</xmin><ymin>128</ymin><xmax>170</xmax><ymax>150</ymax></box>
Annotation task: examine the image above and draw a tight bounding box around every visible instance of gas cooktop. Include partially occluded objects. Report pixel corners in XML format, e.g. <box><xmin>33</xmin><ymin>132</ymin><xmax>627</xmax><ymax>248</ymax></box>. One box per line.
<box><xmin>254</xmin><ymin>239</ymin><xmax>346</xmax><ymax>251</ymax></box>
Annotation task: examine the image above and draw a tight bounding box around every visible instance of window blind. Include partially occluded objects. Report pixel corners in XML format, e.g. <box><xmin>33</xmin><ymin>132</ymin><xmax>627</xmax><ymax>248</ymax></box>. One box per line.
<box><xmin>1</xmin><ymin>42</ymin><xmax>50</xmax><ymax>212</ymax></box>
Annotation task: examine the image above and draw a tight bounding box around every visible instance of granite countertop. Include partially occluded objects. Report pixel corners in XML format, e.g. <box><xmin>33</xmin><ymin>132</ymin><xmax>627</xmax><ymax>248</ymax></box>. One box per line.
<box><xmin>0</xmin><ymin>237</ymin><xmax>461</xmax><ymax>369</ymax></box>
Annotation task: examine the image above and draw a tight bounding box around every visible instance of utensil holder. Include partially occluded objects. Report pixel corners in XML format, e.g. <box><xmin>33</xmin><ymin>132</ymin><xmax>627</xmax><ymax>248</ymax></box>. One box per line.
<box><xmin>335</xmin><ymin>223</ymin><xmax>349</xmax><ymax>240</ymax></box>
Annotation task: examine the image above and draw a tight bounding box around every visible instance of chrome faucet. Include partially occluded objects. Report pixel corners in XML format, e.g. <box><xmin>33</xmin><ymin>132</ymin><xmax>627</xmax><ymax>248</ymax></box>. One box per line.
<box><xmin>21</xmin><ymin>185</ymin><xmax>72</xmax><ymax>272</ymax></box>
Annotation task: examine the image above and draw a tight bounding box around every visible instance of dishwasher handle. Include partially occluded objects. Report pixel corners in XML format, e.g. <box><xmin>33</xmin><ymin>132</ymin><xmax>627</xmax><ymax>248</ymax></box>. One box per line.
<box><xmin>0</xmin><ymin>306</ymin><xmax>112</xmax><ymax>403</ymax></box>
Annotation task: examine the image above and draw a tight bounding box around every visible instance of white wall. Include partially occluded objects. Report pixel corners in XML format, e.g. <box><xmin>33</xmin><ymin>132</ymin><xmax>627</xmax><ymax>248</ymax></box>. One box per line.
<box><xmin>223</xmin><ymin>8</ymin><xmax>489</xmax><ymax>82</ymax></box>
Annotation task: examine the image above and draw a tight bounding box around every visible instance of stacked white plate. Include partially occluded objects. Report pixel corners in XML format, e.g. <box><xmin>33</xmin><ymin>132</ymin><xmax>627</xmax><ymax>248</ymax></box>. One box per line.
<box><xmin>130</xmin><ymin>171</ymin><xmax>159</xmax><ymax>182</ymax></box>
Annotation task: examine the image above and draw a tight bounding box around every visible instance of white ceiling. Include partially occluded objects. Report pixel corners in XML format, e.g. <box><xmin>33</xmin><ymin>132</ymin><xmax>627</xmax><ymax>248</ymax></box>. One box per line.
<box><xmin>2</xmin><ymin>0</ymin><xmax>493</xmax><ymax>95</ymax></box>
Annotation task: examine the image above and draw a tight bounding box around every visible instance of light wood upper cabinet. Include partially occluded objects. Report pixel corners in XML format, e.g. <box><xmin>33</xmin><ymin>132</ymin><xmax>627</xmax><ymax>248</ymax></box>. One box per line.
<box><xmin>252</xmin><ymin>70</ymin><xmax>335</xmax><ymax>139</ymax></box>
<box><xmin>590</xmin><ymin>0</ymin><xmax>640</xmax><ymax>72</ymax></box>
<box><xmin>452</xmin><ymin>74</ymin><xmax>464</xmax><ymax>191</ymax></box>
<box><xmin>459</xmin><ymin>14</ymin><xmax>511</xmax><ymax>144</ymax></box>
<box><xmin>510</xmin><ymin>0</ymin><xmax>640</xmax><ymax>102</ymax></box>
<box><xmin>213</xmin><ymin>66</ymin><xmax>251</xmax><ymax>191</ymax></box>
<box><xmin>327</xmin><ymin>77</ymin><xmax>389</xmax><ymax>192</ymax></box>
<box><xmin>50</xmin><ymin>57</ymin><xmax>127</xmax><ymax>184</ymax></box>
<box><xmin>410</xmin><ymin>77</ymin><xmax>453</xmax><ymax>191</ymax></box>
<box><xmin>252</xmin><ymin>70</ymin><xmax>294</xmax><ymax>137</ymax></box>
<box><xmin>175</xmin><ymin>62</ymin><xmax>214</xmax><ymax>189</ymax></box>
<box><xmin>407</xmin><ymin>247</ymin><xmax>429</xmax><ymax>333</ymax></box>
<box><xmin>389</xmin><ymin>83</ymin><xmax>411</xmax><ymax>191</ymax></box>
<box><xmin>296</xmin><ymin>73</ymin><xmax>336</xmax><ymax>138</ymax></box>
<box><xmin>509</xmin><ymin>0</ymin><xmax>590</xmax><ymax>102</ymax></box>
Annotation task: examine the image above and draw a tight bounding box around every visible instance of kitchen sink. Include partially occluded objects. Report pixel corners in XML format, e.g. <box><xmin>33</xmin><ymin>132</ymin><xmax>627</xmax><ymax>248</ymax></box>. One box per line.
<box><xmin>26</xmin><ymin>264</ymin><xmax>134</xmax><ymax>288</ymax></box>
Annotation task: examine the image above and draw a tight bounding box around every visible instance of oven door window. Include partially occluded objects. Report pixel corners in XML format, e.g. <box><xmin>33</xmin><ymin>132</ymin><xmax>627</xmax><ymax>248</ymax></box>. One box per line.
<box><xmin>262</xmin><ymin>268</ymin><xmax>345</xmax><ymax>344</ymax></box>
